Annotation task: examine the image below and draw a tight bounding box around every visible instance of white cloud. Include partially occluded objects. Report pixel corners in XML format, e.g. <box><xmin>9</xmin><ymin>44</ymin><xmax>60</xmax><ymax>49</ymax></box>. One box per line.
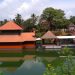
<box><xmin>16</xmin><ymin>3</ymin><xmax>29</xmax><ymax>13</ymax></box>
<box><xmin>0</xmin><ymin>0</ymin><xmax>13</xmax><ymax>9</ymax></box>
<box><xmin>9</xmin><ymin>0</ymin><xmax>42</xmax><ymax>19</ymax></box>
<box><xmin>10</xmin><ymin>2</ymin><xmax>29</xmax><ymax>18</ymax></box>
<box><xmin>50</xmin><ymin>4</ymin><xmax>75</xmax><ymax>10</ymax></box>
<box><xmin>65</xmin><ymin>11</ymin><xmax>73</xmax><ymax>19</ymax></box>
<box><xmin>0</xmin><ymin>0</ymin><xmax>75</xmax><ymax>20</ymax></box>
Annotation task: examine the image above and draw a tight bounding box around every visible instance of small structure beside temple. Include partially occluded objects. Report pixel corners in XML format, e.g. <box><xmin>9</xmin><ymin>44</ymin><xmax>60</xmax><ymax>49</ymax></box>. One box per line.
<box><xmin>41</xmin><ymin>30</ymin><xmax>75</xmax><ymax>49</ymax></box>
<box><xmin>41</xmin><ymin>31</ymin><xmax>61</xmax><ymax>49</ymax></box>
<box><xmin>41</xmin><ymin>31</ymin><xmax>57</xmax><ymax>44</ymax></box>
<box><xmin>0</xmin><ymin>21</ymin><xmax>36</xmax><ymax>53</ymax></box>
<box><xmin>68</xmin><ymin>23</ymin><xmax>75</xmax><ymax>32</ymax></box>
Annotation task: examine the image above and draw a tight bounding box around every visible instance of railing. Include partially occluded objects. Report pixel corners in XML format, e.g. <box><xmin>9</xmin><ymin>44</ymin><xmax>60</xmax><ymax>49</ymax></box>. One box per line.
<box><xmin>42</xmin><ymin>44</ymin><xmax>75</xmax><ymax>49</ymax></box>
<box><xmin>42</xmin><ymin>45</ymin><xmax>61</xmax><ymax>49</ymax></box>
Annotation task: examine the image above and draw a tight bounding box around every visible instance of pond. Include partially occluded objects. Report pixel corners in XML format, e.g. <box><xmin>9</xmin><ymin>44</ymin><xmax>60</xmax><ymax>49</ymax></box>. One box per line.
<box><xmin>0</xmin><ymin>58</ymin><xmax>46</xmax><ymax>75</ymax></box>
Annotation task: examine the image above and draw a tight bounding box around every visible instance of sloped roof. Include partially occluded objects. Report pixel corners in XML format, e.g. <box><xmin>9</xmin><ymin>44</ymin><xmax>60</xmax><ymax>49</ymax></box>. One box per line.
<box><xmin>0</xmin><ymin>32</ymin><xmax>36</xmax><ymax>42</ymax></box>
<box><xmin>69</xmin><ymin>23</ymin><xmax>75</xmax><ymax>27</ymax></box>
<box><xmin>21</xmin><ymin>32</ymin><xmax>36</xmax><ymax>41</ymax></box>
<box><xmin>41</xmin><ymin>31</ymin><xmax>56</xmax><ymax>39</ymax></box>
<box><xmin>0</xmin><ymin>21</ymin><xmax>23</xmax><ymax>30</ymax></box>
<box><xmin>0</xmin><ymin>35</ymin><xmax>22</xmax><ymax>42</ymax></box>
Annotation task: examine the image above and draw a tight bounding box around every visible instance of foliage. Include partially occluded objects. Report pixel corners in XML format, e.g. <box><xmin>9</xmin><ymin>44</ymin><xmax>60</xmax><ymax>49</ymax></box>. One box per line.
<box><xmin>43</xmin><ymin>47</ymin><xmax>75</xmax><ymax>75</ymax></box>
<box><xmin>59</xmin><ymin>46</ymin><xmax>74</xmax><ymax>56</ymax></box>
<box><xmin>54</xmin><ymin>18</ymin><xmax>70</xmax><ymax>29</ymax></box>
<box><xmin>23</xmin><ymin>13</ymin><xmax>37</xmax><ymax>31</ymax></box>
<box><xmin>0</xmin><ymin>61</ymin><xmax>23</xmax><ymax>67</ymax></box>
<box><xmin>70</xmin><ymin>16</ymin><xmax>75</xmax><ymax>24</ymax></box>
<box><xmin>44</xmin><ymin>64</ymin><xmax>56</xmax><ymax>75</ymax></box>
<box><xmin>0</xmin><ymin>53</ymin><xmax>24</xmax><ymax>57</ymax></box>
<box><xmin>0</xmin><ymin>19</ymin><xmax>8</xmax><ymax>26</ymax></box>
<box><xmin>0</xmin><ymin>71</ymin><xmax>3</xmax><ymax>75</ymax></box>
<box><xmin>40</xmin><ymin>7</ymin><xmax>67</xmax><ymax>30</ymax></box>
<box><xmin>13</xmin><ymin>14</ymin><xmax>24</xmax><ymax>26</ymax></box>
<box><xmin>42</xmin><ymin>7</ymin><xmax>65</xmax><ymax>20</ymax></box>
<box><xmin>0</xmin><ymin>7</ymin><xmax>75</xmax><ymax>32</ymax></box>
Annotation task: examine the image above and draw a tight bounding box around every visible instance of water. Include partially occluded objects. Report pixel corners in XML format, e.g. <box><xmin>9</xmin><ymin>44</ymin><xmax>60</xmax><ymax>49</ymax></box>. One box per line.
<box><xmin>2</xmin><ymin>59</ymin><xmax>45</xmax><ymax>75</ymax></box>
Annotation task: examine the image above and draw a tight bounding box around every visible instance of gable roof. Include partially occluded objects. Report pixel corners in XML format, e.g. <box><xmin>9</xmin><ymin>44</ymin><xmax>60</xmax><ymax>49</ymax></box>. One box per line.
<box><xmin>0</xmin><ymin>32</ymin><xmax>36</xmax><ymax>42</ymax></box>
<box><xmin>41</xmin><ymin>31</ymin><xmax>56</xmax><ymax>39</ymax></box>
<box><xmin>69</xmin><ymin>23</ymin><xmax>75</xmax><ymax>27</ymax></box>
<box><xmin>0</xmin><ymin>35</ymin><xmax>22</xmax><ymax>42</ymax></box>
<box><xmin>21</xmin><ymin>32</ymin><xmax>36</xmax><ymax>41</ymax></box>
<box><xmin>0</xmin><ymin>21</ymin><xmax>23</xmax><ymax>30</ymax></box>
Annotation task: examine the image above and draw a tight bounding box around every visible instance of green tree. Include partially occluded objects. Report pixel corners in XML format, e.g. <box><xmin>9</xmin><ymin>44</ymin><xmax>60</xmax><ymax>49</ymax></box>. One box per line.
<box><xmin>23</xmin><ymin>18</ymin><xmax>33</xmax><ymax>31</ymax></box>
<box><xmin>44</xmin><ymin>47</ymin><xmax>75</xmax><ymax>75</ymax></box>
<box><xmin>0</xmin><ymin>71</ymin><xmax>3</xmax><ymax>75</ymax></box>
<box><xmin>41</xmin><ymin>7</ymin><xmax>65</xmax><ymax>30</ymax></box>
<box><xmin>0</xmin><ymin>19</ymin><xmax>8</xmax><ymax>26</ymax></box>
<box><xmin>31</xmin><ymin>13</ymin><xmax>37</xmax><ymax>26</ymax></box>
<box><xmin>3</xmin><ymin>19</ymin><xmax>8</xmax><ymax>24</ymax></box>
<box><xmin>70</xmin><ymin>16</ymin><xmax>75</xmax><ymax>24</ymax></box>
<box><xmin>0</xmin><ymin>21</ymin><xmax>4</xmax><ymax>26</ymax></box>
<box><xmin>24</xmin><ymin>14</ymin><xmax>37</xmax><ymax>32</ymax></box>
<box><xmin>54</xmin><ymin>18</ymin><xmax>70</xmax><ymax>29</ymax></box>
<box><xmin>13</xmin><ymin>14</ymin><xmax>24</xmax><ymax>27</ymax></box>
<box><xmin>44</xmin><ymin>64</ymin><xmax>56</xmax><ymax>75</ymax></box>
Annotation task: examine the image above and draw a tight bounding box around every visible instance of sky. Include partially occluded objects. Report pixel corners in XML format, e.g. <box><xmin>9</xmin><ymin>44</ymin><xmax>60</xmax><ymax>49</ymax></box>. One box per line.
<box><xmin>0</xmin><ymin>0</ymin><xmax>75</xmax><ymax>20</ymax></box>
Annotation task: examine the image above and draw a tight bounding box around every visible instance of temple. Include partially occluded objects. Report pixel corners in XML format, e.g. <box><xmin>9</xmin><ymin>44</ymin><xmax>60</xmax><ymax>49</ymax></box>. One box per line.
<box><xmin>0</xmin><ymin>21</ymin><xmax>36</xmax><ymax>53</ymax></box>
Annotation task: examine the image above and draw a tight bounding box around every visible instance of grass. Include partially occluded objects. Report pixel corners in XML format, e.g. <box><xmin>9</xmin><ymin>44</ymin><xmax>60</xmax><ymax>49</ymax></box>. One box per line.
<box><xmin>36</xmin><ymin>32</ymin><xmax>43</xmax><ymax>37</ymax></box>
<box><xmin>0</xmin><ymin>48</ymin><xmax>75</xmax><ymax>57</ymax></box>
<box><xmin>0</xmin><ymin>53</ymin><xmax>24</xmax><ymax>57</ymax></box>
<box><xmin>36</xmin><ymin>51</ymin><xmax>59</xmax><ymax>57</ymax></box>
<box><xmin>50</xmin><ymin>57</ymin><xmax>65</xmax><ymax>67</ymax></box>
<box><xmin>42</xmin><ymin>57</ymin><xmax>65</xmax><ymax>68</ymax></box>
<box><xmin>0</xmin><ymin>60</ymin><xmax>24</xmax><ymax>67</ymax></box>
<box><xmin>24</xmin><ymin>50</ymin><xmax>59</xmax><ymax>57</ymax></box>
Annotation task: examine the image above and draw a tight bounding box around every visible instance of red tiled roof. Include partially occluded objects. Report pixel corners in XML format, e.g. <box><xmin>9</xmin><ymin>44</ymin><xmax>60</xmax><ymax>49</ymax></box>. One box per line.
<box><xmin>0</xmin><ymin>21</ymin><xmax>23</xmax><ymax>30</ymax></box>
<box><xmin>0</xmin><ymin>32</ymin><xmax>36</xmax><ymax>42</ymax></box>
<box><xmin>0</xmin><ymin>35</ymin><xmax>22</xmax><ymax>42</ymax></box>
<box><xmin>21</xmin><ymin>32</ymin><xmax>36</xmax><ymax>41</ymax></box>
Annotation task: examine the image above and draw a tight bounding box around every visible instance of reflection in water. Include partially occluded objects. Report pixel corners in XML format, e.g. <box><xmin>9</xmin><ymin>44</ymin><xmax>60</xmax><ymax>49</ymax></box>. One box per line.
<box><xmin>2</xmin><ymin>59</ymin><xmax>45</xmax><ymax>75</ymax></box>
<box><xmin>6</xmin><ymin>67</ymin><xmax>17</xmax><ymax>72</ymax></box>
<box><xmin>0</xmin><ymin>67</ymin><xmax>17</xmax><ymax>72</ymax></box>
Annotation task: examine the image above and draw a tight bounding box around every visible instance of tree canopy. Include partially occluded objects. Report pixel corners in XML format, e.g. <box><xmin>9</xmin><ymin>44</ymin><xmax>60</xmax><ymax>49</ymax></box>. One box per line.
<box><xmin>0</xmin><ymin>7</ymin><xmax>74</xmax><ymax>32</ymax></box>
<box><xmin>40</xmin><ymin>7</ymin><xmax>70</xmax><ymax>30</ymax></box>
<box><xmin>70</xmin><ymin>16</ymin><xmax>75</xmax><ymax>24</ymax></box>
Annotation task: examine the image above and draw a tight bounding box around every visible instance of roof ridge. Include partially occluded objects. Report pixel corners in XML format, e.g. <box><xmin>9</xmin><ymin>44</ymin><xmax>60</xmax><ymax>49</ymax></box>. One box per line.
<box><xmin>0</xmin><ymin>21</ymin><xmax>23</xmax><ymax>30</ymax></box>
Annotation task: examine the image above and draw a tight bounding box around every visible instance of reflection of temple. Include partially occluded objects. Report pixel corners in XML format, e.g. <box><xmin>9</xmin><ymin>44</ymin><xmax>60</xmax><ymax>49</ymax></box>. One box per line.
<box><xmin>0</xmin><ymin>21</ymin><xmax>36</xmax><ymax>53</ymax></box>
